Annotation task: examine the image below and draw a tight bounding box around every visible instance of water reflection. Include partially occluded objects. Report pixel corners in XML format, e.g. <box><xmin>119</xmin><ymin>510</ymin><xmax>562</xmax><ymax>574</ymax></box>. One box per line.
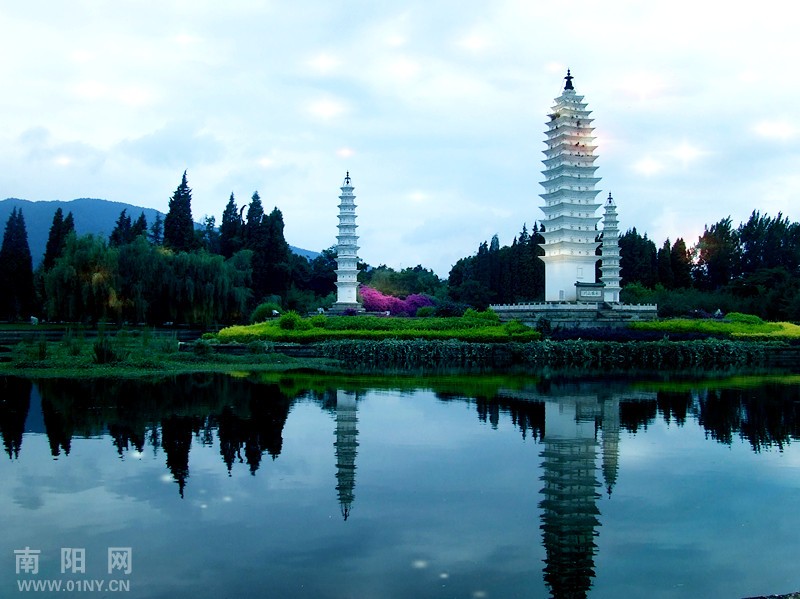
<box><xmin>1</xmin><ymin>373</ymin><xmax>800</xmax><ymax>598</ymax></box>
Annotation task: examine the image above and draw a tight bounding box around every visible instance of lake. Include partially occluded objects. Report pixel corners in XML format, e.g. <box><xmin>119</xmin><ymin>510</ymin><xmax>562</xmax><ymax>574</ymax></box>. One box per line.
<box><xmin>1</xmin><ymin>372</ymin><xmax>800</xmax><ymax>598</ymax></box>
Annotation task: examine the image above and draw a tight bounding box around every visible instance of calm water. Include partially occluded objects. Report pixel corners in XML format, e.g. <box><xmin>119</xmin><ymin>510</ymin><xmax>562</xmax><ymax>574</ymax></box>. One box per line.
<box><xmin>2</xmin><ymin>373</ymin><xmax>800</xmax><ymax>598</ymax></box>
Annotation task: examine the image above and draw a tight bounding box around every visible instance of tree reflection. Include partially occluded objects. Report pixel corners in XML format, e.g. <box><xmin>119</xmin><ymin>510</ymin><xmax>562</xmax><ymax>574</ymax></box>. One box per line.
<box><xmin>0</xmin><ymin>376</ymin><xmax>31</xmax><ymax>459</ymax></box>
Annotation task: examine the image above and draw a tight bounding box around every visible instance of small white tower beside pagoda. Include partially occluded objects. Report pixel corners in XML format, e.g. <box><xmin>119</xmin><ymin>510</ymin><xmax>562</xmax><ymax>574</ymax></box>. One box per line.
<box><xmin>539</xmin><ymin>70</ymin><xmax>602</xmax><ymax>301</ymax></box>
<box><xmin>600</xmin><ymin>193</ymin><xmax>621</xmax><ymax>303</ymax></box>
<box><xmin>331</xmin><ymin>172</ymin><xmax>364</xmax><ymax>313</ymax></box>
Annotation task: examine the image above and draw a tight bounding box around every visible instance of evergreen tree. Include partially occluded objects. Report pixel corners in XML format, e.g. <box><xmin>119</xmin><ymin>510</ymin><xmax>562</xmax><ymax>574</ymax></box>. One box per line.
<box><xmin>109</xmin><ymin>209</ymin><xmax>133</xmax><ymax>247</ymax></box>
<box><xmin>619</xmin><ymin>228</ymin><xmax>658</xmax><ymax>287</ymax></box>
<box><xmin>43</xmin><ymin>208</ymin><xmax>75</xmax><ymax>270</ymax></box>
<box><xmin>0</xmin><ymin>208</ymin><xmax>35</xmax><ymax>320</ymax></box>
<box><xmin>163</xmin><ymin>171</ymin><xmax>196</xmax><ymax>252</ymax></box>
<box><xmin>262</xmin><ymin>207</ymin><xmax>292</xmax><ymax>298</ymax></box>
<box><xmin>670</xmin><ymin>238</ymin><xmax>693</xmax><ymax>288</ymax></box>
<box><xmin>243</xmin><ymin>191</ymin><xmax>264</xmax><ymax>250</ymax></box>
<box><xmin>219</xmin><ymin>193</ymin><xmax>243</xmax><ymax>259</ymax></box>
<box><xmin>149</xmin><ymin>213</ymin><xmax>164</xmax><ymax>245</ymax></box>
<box><xmin>657</xmin><ymin>239</ymin><xmax>674</xmax><ymax>289</ymax></box>
<box><xmin>131</xmin><ymin>212</ymin><xmax>148</xmax><ymax>239</ymax></box>
<box><xmin>201</xmin><ymin>216</ymin><xmax>220</xmax><ymax>254</ymax></box>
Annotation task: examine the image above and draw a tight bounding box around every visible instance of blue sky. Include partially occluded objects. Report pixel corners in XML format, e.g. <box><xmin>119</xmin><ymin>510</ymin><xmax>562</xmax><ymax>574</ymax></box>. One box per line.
<box><xmin>1</xmin><ymin>0</ymin><xmax>797</xmax><ymax>275</ymax></box>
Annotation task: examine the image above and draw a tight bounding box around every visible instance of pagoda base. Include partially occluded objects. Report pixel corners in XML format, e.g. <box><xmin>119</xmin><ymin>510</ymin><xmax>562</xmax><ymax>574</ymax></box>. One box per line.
<box><xmin>329</xmin><ymin>302</ymin><xmax>365</xmax><ymax>315</ymax></box>
<box><xmin>488</xmin><ymin>301</ymin><xmax>657</xmax><ymax>329</ymax></box>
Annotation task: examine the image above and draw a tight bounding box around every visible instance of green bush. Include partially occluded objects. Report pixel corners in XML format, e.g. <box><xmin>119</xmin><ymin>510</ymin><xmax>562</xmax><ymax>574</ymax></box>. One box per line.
<box><xmin>415</xmin><ymin>306</ymin><xmax>435</xmax><ymax>318</ymax></box>
<box><xmin>504</xmin><ymin>320</ymin><xmax>532</xmax><ymax>336</ymax></box>
<box><xmin>250</xmin><ymin>302</ymin><xmax>282</xmax><ymax>323</ymax></box>
<box><xmin>278</xmin><ymin>311</ymin><xmax>311</xmax><ymax>330</ymax></box>
<box><xmin>726</xmin><ymin>312</ymin><xmax>764</xmax><ymax>325</ymax></box>
<box><xmin>463</xmin><ymin>308</ymin><xmax>500</xmax><ymax>323</ymax></box>
<box><xmin>193</xmin><ymin>339</ymin><xmax>214</xmax><ymax>356</ymax></box>
<box><xmin>309</xmin><ymin>314</ymin><xmax>328</xmax><ymax>328</ymax></box>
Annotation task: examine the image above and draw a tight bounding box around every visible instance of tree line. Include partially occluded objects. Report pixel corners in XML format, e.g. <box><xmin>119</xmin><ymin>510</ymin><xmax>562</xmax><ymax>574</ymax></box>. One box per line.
<box><xmin>2</xmin><ymin>170</ymin><xmax>799</xmax><ymax>323</ymax></box>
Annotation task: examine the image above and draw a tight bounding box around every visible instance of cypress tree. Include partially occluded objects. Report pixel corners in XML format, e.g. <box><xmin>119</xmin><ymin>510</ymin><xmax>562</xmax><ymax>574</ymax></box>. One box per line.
<box><xmin>670</xmin><ymin>238</ymin><xmax>693</xmax><ymax>288</ymax></box>
<box><xmin>149</xmin><ymin>213</ymin><xmax>163</xmax><ymax>245</ymax></box>
<box><xmin>243</xmin><ymin>191</ymin><xmax>264</xmax><ymax>250</ymax></box>
<box><xmin>131</xmin><ymin>212</ymin><xmax>148</xmax><ymax>239</ymax></box>
<box><xmin>220</xmin><ymin>193</ymin><xmax>242</xmax><ymax>259</ymax></box>
<box><xmin>0</xmin><ymin>208</ymin><xmax>35</xmax><ymax>320</ymax></box>
<box><xmin>657</xmin><ymin>239</ymin><xmax>674</xmax><ymax>289</ymax></box>
<box><xmin>43</xmin><ymin>208</ymin><xmax>65</xmax><ymax>270</ymax></box>
<box><xmin>109</xmin><ymin>209</ymin><xmax>133</xmax><ymax>247</ymax></box>
<box><xmin>163</xmin><ymin>171</ymin><xmax>196</xmax><ymax>252</ymax></box>
<box><xmin>263</xmin><ymin>207</ymin><xmax>292</xmax><ymax>298</ymax></box>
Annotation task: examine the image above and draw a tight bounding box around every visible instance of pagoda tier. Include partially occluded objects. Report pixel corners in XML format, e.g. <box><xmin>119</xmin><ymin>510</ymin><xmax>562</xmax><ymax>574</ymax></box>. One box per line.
<box><xmin>331</xmin><ymin>172</ymin><xmax>364</xmax><ymax>313</ymax></box>
<box><xmin>539</xmin><ymin>70</ymin><xmax>603</xmax><ymax>301</ymax></box>
<box><xmin>600</xmin><ymin>193</ymin><xmax>621</xmax><ymax>303</ymax></box>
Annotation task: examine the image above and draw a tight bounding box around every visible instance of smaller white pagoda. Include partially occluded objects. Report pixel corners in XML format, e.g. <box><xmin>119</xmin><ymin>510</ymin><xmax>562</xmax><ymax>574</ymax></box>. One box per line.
<box><xmin>330</xmin><ymin>172</ymin><xmax>364</xmax><ymax>313</ymax></box>
<box><xmin>600</xmin><ymin>193</ymin><xmax>621</xmax><ymax>303</ymax></box>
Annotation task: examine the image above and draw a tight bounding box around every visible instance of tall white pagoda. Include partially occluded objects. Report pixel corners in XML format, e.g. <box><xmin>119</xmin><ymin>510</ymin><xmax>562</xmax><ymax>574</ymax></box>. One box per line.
<box><xmin>331</xmin><ymin>172</ymin><xmax>363</xmax><ymax>313</ymax></box>
<box><xmin>540</xmin><ymin>70</ymin><xmax>602</xmax><ymax>301</ymax></box>
<box><xmin>600</xmin><ymin>193</ymin><xmax>621</xmax><ymax>303</ymax></box>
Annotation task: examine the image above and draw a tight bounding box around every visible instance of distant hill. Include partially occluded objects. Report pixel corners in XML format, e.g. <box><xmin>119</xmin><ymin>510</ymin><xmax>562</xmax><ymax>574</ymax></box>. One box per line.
<box><xmin>0</xmin><ymin>198</ymin><xmax>319</xmax><ymax>266</ymax></box>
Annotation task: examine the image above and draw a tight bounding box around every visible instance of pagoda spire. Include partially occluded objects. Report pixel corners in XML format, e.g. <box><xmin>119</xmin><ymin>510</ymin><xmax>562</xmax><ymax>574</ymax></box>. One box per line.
<box><xmin>564</xmin><ymin>69</ymin><xmax>575</xmax><ymax>90</ymax></box>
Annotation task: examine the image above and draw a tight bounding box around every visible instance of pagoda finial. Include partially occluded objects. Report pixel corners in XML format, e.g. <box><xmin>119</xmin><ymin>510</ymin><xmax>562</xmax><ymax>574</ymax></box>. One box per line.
<box><xmin>344</xmin><ymin>171</ymin><xmax>351</xmax><ymax>185</ymax></box>
<box><xmin>564</xmin><ymin>69</ymin><xmax>574</xmax><ymax>91</ymax></box>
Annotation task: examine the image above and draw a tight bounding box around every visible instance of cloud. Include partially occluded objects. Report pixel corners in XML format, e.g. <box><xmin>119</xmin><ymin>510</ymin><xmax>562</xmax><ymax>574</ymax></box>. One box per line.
<box><xmin>118</xmin><ymin>122</ymin><xmax>224</xmax><ymax>170</ymax></box>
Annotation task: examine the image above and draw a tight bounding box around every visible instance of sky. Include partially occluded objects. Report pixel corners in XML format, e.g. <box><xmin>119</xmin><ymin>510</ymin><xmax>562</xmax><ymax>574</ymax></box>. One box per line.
<box><xmin>1</xmin><ymin>0</ymin><xmax>798</xmax><ymax>276</ymax></box>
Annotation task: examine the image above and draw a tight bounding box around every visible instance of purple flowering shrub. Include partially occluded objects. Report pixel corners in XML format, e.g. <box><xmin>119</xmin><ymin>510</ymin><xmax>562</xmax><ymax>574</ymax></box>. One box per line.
<box><xmin>360</xmin><ymin>286</ymin><xmax>435</xmax><ymax>316</ymax></box>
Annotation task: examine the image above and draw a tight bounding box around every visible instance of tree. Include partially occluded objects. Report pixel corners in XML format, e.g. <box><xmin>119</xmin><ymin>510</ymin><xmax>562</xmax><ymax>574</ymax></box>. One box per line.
<box><xmin>693</xmin><ymin>217</ymin><xmax>738</xmax><ymax>290</ymax></box>
<box><xmin>0</xmin><ymin>208</ymin><xmax>34</xmax><ymax>319</ymax></box>
<box><xmin>657</xmin><ymin>239</ymin><xmax>674</xmax><ymax>289</ymax></box>
<box><xmin>262</xmin><ymin>207</ymin><xmax>292</xmax><ymax>298</ymax></box>
<box><xmin>163</xmin><ymin>171</ymin><xmax>196</xmax><ymax>252</ymax></box>
<box><xmin>109</xmin><ymin>209</ymin><xmax>133</xmax><ymax>247</ymax></box>
<box><xmin>219</xmin><ymin>193</ymin><xmax>243</xmax><ymax>259</ymax></box>
<box><xmin>670</xmin><ymin>238</ymin><xmax>693</xmax><ymax>288</ymax></box>
<box><xmin>619</xmin><ymin>228</ymin><xmax>658</xmax><ymax>287</ymax></box>
<box><xmin>201</xmin><ymin>216</ymin><xmax>220</xmax><ymax>254</ymax></box>
<box><xmin>243</xmin><ymin>191</ymin><xmax>264</xmax><ymax>250</ymax></box>
<box><xmin>131</xmin><ymin>212</ymin><xmax>148</xmax><ymax>239</ymax></box>
<box><xmin>43</xmin><ymin>208</ymin><xmax>75</xmax><ymax>270</ymax></box>
<box><xmin>149</xmin><ymin>213</ymin><xmax>163</xmax><ymax>245</ymax></box>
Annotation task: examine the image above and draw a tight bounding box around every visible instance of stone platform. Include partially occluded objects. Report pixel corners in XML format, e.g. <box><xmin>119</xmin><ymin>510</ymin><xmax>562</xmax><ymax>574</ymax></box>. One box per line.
<box><xmin>489</xmin><ymin>301</ymin><xmax>658</xmax><ymax>329</ymax></box>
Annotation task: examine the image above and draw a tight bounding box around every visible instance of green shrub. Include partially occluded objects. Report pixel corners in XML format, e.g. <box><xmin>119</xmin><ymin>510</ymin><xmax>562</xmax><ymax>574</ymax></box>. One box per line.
<box><xmin>278</xmin><ymin>311</ymin><xmax>311</xmax><ymax>330</ymax></box>
<box><xmin>726</xmin><ymin>312</ymin><xmax>764</xmax><ymax>325</ymax></box>
<box><xmin>463</xmin><ymin>308</ymin><xmax>500</xmax><ymax>323</ymax></box>
<box><xmin>193</xmin><ymin>339</ymin><xmax>214</xmax><ymax>356</ymax></box>
<box><xmin>504</xmin><ymin>320</ymin><xmax>532</xmax><ymax>336</ymax></box>
<box><xmin>250</xmin><ymin>301</ymin><xmax>282</xmax><ymax>323</ymax></box>
<box><xmin>309</xmin><ymin>314</ymin><xmax>328</xmax><ymax>328</ymax></box>
<box><xmin>415</xmin><ymin>306</ymin><xmax>435</xmax><ymax>317</ymax></box>
<box><xmin>247</xmin><ymin>340</ymin><xmax>274</xmax><ymax>354</ymax></box>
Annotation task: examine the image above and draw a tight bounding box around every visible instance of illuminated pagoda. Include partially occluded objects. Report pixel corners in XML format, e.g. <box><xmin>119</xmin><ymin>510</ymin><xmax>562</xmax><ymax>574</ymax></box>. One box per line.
<box><xmin>600</xmin><ymin>193</ymin><xmax>622</xmax><ymax>303</ymax></box>
<box><xmin>334</xmin><ymin>390</ymin><xmax>359</xmax><ymax>521</ymax></box>
<box><xmin>330</xmin><ymin>172</ymin><xmax>364</xmax><ymax>313</ymax></box>
<box><xmin>540</xmin><ymin>70</ymin><xmax>603</xmax><ymax>301</ymax></box>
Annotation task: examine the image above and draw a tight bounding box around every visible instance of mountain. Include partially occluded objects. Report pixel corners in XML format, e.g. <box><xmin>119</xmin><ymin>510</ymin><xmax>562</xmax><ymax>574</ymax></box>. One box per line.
<box><xmin>0</xmin><ymin>198</ymin><xmax>319</xmax><ymax>266</ymax></box>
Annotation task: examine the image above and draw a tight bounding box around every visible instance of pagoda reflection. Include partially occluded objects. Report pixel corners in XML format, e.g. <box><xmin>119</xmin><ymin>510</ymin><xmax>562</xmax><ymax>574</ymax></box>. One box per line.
<box><xmin>333</xmin><ymin>390</ymin><xmax>359</xmax><ymax>521</ymax></box>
